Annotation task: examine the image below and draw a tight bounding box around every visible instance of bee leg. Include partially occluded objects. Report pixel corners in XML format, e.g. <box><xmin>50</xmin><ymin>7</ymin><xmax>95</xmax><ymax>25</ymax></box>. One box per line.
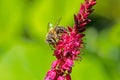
<box><xmin>49</xmin><ymin>44</ymin><xmax>54</xmax><ymax>50</ymax></box>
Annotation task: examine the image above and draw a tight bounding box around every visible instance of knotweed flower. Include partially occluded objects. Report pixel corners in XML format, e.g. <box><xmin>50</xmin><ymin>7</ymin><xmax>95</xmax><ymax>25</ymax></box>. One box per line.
<box><xmin>45</xmin><ymin>0</ymin><xmax>96</xmax><ymax>80</ymax></box>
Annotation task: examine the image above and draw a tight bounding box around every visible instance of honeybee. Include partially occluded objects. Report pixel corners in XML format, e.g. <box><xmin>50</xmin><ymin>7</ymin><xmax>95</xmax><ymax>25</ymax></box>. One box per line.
<box><xmin>46</xmin><ymin>18</ymin><xmax>67</xmax><ymax>48</ymax></box>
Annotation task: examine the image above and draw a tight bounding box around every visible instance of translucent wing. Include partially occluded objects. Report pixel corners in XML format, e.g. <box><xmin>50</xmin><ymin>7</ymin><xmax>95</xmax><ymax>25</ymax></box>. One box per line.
<box><xmin>47</xmin><ymin>17</ymin><xmax>62</xmax><ymax>32</ymax></box>
<box><xmin>47</xmin><ymin>22</ymin><xmax>53</xmax><ymax>32</ymax></box>
<box><xmin>54</xmin><ymin>17</ymin><xmax>62</xmax><ymax>28</ymax></box>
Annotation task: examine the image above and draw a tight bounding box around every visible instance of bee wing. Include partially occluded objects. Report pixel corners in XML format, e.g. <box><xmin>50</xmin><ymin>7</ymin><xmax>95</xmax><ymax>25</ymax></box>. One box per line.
<box><xmin>47</xmin><ymin>22</ymin><xmax>53</xmax><ymax>32</ymax></box>
<box><xmin>55</xmin><ymin>17</ymin><xmax>62</xmax><ymax>28</ymax></box>
<box><xmin>47</xmin><ymin>17</ymin><xmax>62</xmax><ymax>32</ymax></box>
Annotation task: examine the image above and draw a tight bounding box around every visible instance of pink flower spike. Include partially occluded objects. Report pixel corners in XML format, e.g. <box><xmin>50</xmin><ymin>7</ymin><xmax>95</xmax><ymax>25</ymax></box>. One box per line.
<box><xmin>68</xmin><ymin>26</ymin><xmax>73</xmax><ymax>32</ymax></box>
<box><xmin>52</xmin><ymin>60</ymin><xmax>59</xmax><ymax>69</ymax></box>
<box><xmin>66</xmin><ymin>58</ymin><xmax>74</xmax><ymax>67</ymax></box>
<box><xmin>74</xmin><ymin>15</ymin><xmax>78</xmax><ymax>24</ymax></box>
<box><xmin>65</xmin><ymin>74</ymin><xmax>71</xmax><ymax>80</ymax></box>
<box><xmin>80</xmin><ymin>4</ymin><xmax>85</xmax><ymax>15</ymax></box>
<box><xmin>57</xmin><ymin>76</ymin><xmax>65</xmax><ymax>80</ymax></box>
<box><xmin>90</xmin><ymin>1</ymin><xmax>96</xmax><ymax>6</ymax></box>
<box><xmin>62</xmin><ymin>63</ymin><xmax>71</xmax><ymax>71</ymax></box>
<box><xmin>44</xmin><ymin>0</ymin><xmax>96</xmax><ymax>80</ymax></box>
<box><xmin>45</xmin><ymin>70</ymin><xmax>56</xmax><ymax>80</ymax></box>
<box><xmin>72</xmin><ymin>50</ymin><xmax>80</xmax><ymax>55</ymax></box>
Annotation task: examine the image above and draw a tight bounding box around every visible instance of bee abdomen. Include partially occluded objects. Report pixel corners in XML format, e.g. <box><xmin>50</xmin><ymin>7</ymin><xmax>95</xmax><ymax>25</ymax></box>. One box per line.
<box><xmin>56</xmin><ymin>26</ymin><xmax>67</xmax><ymax>34</ymax></box>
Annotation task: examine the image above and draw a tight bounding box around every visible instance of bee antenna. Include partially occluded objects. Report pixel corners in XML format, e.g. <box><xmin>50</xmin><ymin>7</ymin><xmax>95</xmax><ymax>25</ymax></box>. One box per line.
<box><xmin>49</xmin><ymin>44</ymin><xmax>54</xmax><ymax>50</ymax></box>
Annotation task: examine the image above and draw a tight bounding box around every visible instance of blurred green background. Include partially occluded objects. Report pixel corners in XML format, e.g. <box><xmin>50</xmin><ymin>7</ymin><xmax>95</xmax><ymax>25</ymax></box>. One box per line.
<box><xmin>0</xmin><ymin>0</ymin><xmax>120</xmax><ymax>80</ymax></box>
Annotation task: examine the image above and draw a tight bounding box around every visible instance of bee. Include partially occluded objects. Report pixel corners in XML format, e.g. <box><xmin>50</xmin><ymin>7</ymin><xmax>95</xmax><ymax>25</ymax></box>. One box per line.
<box><xmin>46</xmin><ymin>18</ymin><xmax>67</xmax><ymax>48</ymax></box>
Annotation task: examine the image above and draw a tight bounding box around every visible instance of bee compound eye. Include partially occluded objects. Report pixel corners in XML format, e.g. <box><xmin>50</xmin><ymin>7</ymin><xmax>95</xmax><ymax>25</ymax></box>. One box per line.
<box><xmin>47</xmin><ymin>39</ymin><xmax>52</xmax><ymax>42</ymax></box>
